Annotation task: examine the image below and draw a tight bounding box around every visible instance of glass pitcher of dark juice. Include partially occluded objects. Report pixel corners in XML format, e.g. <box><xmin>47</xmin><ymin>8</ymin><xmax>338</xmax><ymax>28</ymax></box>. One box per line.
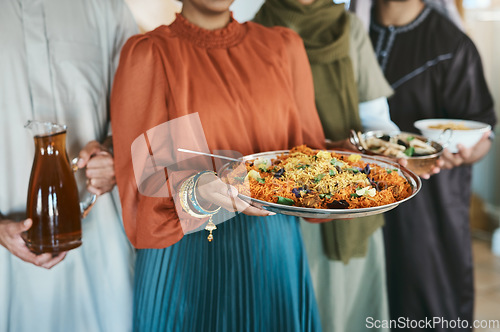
<box><xmin>24</xmin><ymin>121</ymin><xmax>96</xmax><ymax>254</ymax></box>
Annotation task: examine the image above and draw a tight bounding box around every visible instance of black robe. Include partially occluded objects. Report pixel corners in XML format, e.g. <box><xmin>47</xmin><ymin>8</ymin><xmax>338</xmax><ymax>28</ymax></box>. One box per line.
<box><xmin>370</xmin><ymin>7</ymin><xmax>496</xmax><ymax>331</ymax></box>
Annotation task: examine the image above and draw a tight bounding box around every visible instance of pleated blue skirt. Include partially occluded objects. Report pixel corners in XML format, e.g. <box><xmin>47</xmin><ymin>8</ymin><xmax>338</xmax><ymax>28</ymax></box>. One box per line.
<box><xmin>133</xmin><ymin>213</ymin><xmax>321</xmax><ymax>332</ymax></box>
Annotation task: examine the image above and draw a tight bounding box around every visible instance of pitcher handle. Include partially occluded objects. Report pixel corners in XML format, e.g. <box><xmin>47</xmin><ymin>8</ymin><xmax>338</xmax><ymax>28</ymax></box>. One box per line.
<box><xmin>71</xmin><ymin>157</ymin><xmax>98</xmax><ymax>219</ymax></box>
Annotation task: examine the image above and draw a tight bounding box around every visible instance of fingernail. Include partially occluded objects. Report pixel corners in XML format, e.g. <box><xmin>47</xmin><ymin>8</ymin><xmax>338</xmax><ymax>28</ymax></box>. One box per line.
<box><xmin>267</xmin><ymin>212</ymin><xmax>276</xmax><ymax>216</ymax></box>
<box><xmin>24</xmin><ymin>219</ymin><xmax>31</xmax><ymax>227</ymax></box>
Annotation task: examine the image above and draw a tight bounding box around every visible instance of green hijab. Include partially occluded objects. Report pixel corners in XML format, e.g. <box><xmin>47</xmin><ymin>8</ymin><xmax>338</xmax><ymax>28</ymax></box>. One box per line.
<box><xmin>254</xmin><ymin>0</ymin><xmax>383</xmax><ymax>264</ymax></box>
<box><xmin>254</xmin><ymin>0</ymin><xmax>362</xmax><ymax>140</ymax></box>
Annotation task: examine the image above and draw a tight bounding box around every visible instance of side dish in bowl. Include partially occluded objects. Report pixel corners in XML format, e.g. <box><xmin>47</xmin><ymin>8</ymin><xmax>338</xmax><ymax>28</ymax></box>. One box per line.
<box><xmin>351</xmin><ymin>130</ymin><xmax>443</xmax><ymax>177</ymax></box>
<box><xmin>414</xmin><ymin>119</ymin><xmax>491</xmax><ymax>153</ymax></box>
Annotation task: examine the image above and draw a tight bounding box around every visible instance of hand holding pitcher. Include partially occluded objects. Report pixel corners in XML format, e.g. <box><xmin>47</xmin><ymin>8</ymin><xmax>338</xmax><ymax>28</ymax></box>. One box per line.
<box><xmin>77</xmin><ymin>140</ymin><xmax>116</xmax><ymax>196</ymax></box>
<box><xmin>0</xmin><ymin>218</ymin><xmax>66</xmax><ymax>268</ymax></box>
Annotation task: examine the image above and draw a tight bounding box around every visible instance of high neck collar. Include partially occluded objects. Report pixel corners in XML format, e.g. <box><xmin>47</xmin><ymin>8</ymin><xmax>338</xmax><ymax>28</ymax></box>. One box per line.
<box><xmin>170</xmin><ymin>13</ymin><xmax>246</xmax><ymax>49</ymax></box>
<box><xmin>371</xmin><ymin>6</ymin><xmax>431</xmax><ymax>34</ymax></box>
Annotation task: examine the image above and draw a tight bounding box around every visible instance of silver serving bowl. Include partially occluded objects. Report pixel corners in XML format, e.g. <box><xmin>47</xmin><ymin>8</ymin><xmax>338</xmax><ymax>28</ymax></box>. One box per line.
<box><xmin>350</xmin><ymin>130</ymin><xmax>443</xmax><ymax>177</ymax></box>
<box><xmin>219</xmin><ymin>149</ymin><xmax>421</xmax><ymax>219</ymax></box>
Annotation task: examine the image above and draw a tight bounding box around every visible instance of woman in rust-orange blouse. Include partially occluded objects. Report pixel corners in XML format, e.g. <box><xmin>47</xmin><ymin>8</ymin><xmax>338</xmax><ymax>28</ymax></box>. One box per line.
<box><xmin>110</xmin><ymin>0</ymin><xmax>328</xmax><ymax>330</ymax></box>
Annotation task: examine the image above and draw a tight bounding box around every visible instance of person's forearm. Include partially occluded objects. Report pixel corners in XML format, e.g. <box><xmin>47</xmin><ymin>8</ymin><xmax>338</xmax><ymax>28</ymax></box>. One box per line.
<box><xmin>359</xmin><ymin>97</ymin><xmax>400</xmax><ymax>133</ymax></box>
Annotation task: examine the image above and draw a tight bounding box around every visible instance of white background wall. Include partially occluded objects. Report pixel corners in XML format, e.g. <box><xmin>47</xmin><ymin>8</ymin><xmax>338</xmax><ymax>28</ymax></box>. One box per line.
<box><xmin>465</xmin><ymin>6</ymin><xmax>500</xmax><ymax>255</ymax></box>
<box><xmin>230</xmin><ymin>0</ymin><xmax>264</xmax><ymax>22</ymax></box>
<box><xmin>466</xmin><ymin>8</ymin><xmax>500</xmax><ymax>211</ymax></box>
